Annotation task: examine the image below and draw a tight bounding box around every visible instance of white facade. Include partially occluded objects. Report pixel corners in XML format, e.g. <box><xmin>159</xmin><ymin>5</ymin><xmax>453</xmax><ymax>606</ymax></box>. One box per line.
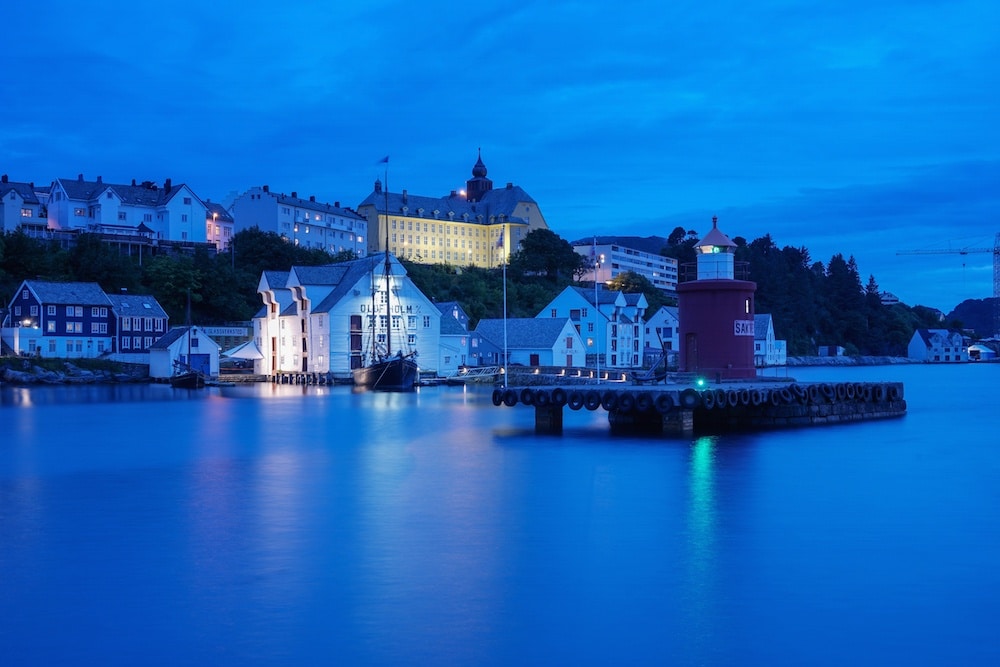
<box><xmin>47</xmin><ymin>176</ymin><xmax>208</xmax><ymax>243</ymax></box>
<box><xmin>753</xmin><ymin>314</ymin><xmax>787</xmax><ymax>366</ymax></box>
<box><xmin>149</xmin><ymin>326</ymin><xmax>221</xmax><ymax>379</ymax></box>
<box><xmin>1</xmin><ymin>176</ymin><xmax>48</xmax><ymax>233</ymax></box>
<box><xmin>645</xmin><ymin>306</ymin><xmax>679</xmax><ymax>352</ymax></box>
<box><xmin>908</xmin><ymin>329</ymin><xmax>969</xmax><ymax>362</ymax></box>
<box><xmin>474</xmin><ymin>318</ymin><xmax>587</xmax><ymax>368</ymax></box>
<box><xmin>575</xmin><ymin>242</ymin><xmax>678</xmax><ymax>292</ymax></box>
<box><xmin>231</xmin><ymin>186</ymin><xmax>367</xmax><ymax>256</ymax></box>
<box><xmin>539</xmin><ymin>286</ymin><xmax>647</xmax><ymax>369</ymax></box>
<box><xmin>254</xmin><ymin>256</ymin><xmax>441</xmax><ymax>378</ymax></box>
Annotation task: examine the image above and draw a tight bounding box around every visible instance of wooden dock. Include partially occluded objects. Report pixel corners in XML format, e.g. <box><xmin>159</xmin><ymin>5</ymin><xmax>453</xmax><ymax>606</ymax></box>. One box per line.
<box><xmin>491</xmin><ymin>381</ymin><xmax>906</xmax><ymax>436</ymax></box>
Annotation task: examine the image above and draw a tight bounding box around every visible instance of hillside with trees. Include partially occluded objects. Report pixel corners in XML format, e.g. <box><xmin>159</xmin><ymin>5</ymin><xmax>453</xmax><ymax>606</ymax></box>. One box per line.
<box><xmin>1</xmin><ymin>226</ymin><xmax>970</xmax><ymax>356</ymax></box>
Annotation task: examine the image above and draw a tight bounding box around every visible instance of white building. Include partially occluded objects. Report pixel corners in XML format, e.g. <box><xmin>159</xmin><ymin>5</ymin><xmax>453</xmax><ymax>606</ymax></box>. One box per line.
<box><xmin>149</xmin><ymin>325</ymin><xmax>221</xmax><ymax>379</ymax></box>
<box><xmin>47</xmin><ymin>175</ymin><xmax>207</xmax><ymax>243</ymax></box>
<box><xmin>474</xmin><ymin>318</ymin><xmax>586</xmax><ymax>367</ymax></box>
<box><xmin>753</xmin><ymin>314</ymin><xmax>787</xmax><ymax>367</ymax></box>
<box><xmin>574</xmin><ymin>241</ymin><xmax>678</xmax><ymax>292</ymax></box>
<box><xmin>205</xmin><ymin>201</ymin><xmax>235</xmax><ymax>252</ymax></box>
<box><xmin>253</xmin><ymin>255</ymin><xmax>441</xmax><ymax>379</ymax></box>
<box><xmin>0</xmin><ymin>175</ymin><xmax>49</xmax><ymax>233</ymax></box>
<box><xmin>539</xmin><ymin>286</ymin><xmax>648</xmax><ymax>369</ymax></box>
<box><xmin>908</xmin><ymin>329</ymin><xmax>969</xmax><ymax>362</ymax></box>
<box><xmin>231</xmin><ymin>185</ymin><xmax>367</xmax><ymax>256</ymax></box>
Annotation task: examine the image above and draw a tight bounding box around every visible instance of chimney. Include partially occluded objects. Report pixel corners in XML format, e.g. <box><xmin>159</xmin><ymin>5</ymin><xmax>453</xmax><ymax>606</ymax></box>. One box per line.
<box><xmin>164</xmin><ymin>178</ymin><xmax>172</xmax><ymax>193</ymax></box>
<box><xmin>334</xmin><ymin>201</ymin><xmax>340</xmax><ymax>208</ymax></box>
<box><xmin>263</xmin><ymin>184</ymin><xmax>269</xmax><ymax>193</ymax></box>
<box><xmin>506</xmin><ymin>182</ymin><xmax>513</xmax><ymax>189</ymax></box>
<box><xmin>131</xmin><ymin>179</ymin><xmax>137</xmax><ymax>186</ymax></box>
<box><xmin>402</xmin><ymin>189</ymin><xmax>408</xmax><ymax>204</ymax></box>
<box><xmin>96</xmin><ymin>175</ymin><xmax>102</xmax><ymax>184</ymax></box>
<box><xmin>78</xmin><ymin>174</ymin><xmax>84</xmax><ymax>182</ymax></box>
<box><xmin>1</xmin><ymin>174</ymin><xmax>7</xmax><ymax>183</ymax></box>
<box><xmin>309</xmin><ymin>195</ymin><xmax>315</xmax><ymax>202</ymax></box>
<box><xmin>291</xmin><ymin>191</ymin><xmax>297</xmax><ymax>199</ymax></box>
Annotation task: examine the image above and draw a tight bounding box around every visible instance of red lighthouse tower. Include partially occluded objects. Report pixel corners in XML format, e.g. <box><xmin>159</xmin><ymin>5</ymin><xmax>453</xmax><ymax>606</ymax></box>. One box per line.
<box><xmin>677</xmin><ymin>217</ymin><xmax>757</xmax><ymax>380</ymax></box>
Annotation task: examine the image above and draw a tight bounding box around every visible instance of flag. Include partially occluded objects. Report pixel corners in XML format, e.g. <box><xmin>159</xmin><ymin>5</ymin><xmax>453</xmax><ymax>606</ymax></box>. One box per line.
<box><xmin>377</xmin><ymin>155</ymin><xmax>389</xmax><ymax>164</ymax></box>
<box><xmin>496</xmin><ymin>226</ymin><xmax>504</xmax><ymax>249</ymax></box>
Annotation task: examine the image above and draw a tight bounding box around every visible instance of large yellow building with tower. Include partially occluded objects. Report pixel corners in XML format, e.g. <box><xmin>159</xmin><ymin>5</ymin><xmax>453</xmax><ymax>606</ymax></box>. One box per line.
<box><xmin>356</xmin><ymin>153</ymin><xmax>549</xmax><ymax>268</ymax></box>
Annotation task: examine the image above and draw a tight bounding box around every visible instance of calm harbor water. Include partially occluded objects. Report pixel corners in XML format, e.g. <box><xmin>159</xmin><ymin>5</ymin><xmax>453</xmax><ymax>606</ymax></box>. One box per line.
<box><xmin>2</xmin><ymin>364</ymin><xmax>998</xmax><ymax>665</ymax></box>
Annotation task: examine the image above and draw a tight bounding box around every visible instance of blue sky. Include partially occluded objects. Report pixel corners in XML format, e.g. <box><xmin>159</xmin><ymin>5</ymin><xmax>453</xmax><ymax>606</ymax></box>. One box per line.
<box><xmin>3</xmin><ymin>0</ymin><xmax>997</xmax><ymax>312</ymax></box>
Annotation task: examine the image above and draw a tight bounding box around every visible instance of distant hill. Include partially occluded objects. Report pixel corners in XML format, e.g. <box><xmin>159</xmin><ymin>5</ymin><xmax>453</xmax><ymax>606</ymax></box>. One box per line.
<box><xmin>568</xmin><ymin>235</ymin><xmax>670</xmax><ymax>255</ymax></box>
<box><xmin>946</xmin><ymin>298</ymin><xmax>998</xmax><ymax>337</ymax></box>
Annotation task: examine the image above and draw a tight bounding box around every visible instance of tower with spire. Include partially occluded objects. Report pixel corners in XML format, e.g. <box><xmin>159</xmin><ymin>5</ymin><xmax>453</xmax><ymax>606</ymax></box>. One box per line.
<box><xmin>465</xmin><ymin>149</ymin><xmax>493</xmax><ymax>203</ymax></box>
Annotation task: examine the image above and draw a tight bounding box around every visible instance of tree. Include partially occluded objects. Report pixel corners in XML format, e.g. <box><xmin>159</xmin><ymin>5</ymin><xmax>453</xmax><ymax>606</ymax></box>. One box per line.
<box><xmin>508</xmin><ymin>229</ymin><xmax>587</xmax><ymax>283</ymax></box>
<box><xmin>607</xmin><ymin>271</ymin><xmax>670</xmax><ymax>318</ymax></box>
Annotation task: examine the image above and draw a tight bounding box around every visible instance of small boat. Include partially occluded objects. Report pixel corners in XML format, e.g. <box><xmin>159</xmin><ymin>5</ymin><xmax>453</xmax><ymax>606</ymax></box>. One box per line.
<box><xmin>170</xmin><ymin>369</ymin><xmax>205</xmax><ymax>389</ymax></box>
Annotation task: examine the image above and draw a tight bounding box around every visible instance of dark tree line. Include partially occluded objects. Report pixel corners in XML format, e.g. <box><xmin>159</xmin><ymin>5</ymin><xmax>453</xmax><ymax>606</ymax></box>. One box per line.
<box><xmin>2</xmin><ymin>225</ymin><xmax>954</xmax><ymax>355</ymax></box>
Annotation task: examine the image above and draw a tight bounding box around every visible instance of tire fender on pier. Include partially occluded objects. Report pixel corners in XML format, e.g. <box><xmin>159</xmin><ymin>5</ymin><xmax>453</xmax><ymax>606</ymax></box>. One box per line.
<box><xmin>568</xmin><ymin>390</ymin><xmax>585</xmax><ymax>410</ymax></box>
<box><xmin>636</xmin><ymin>392</ymin><xmax>654</xmax><ymax>412</ymax></box>
<box><xmin>618</xmin><ymin>391</ymin><xmax>636</xmax><ymax>412</ymax></box>
<box><xmin>820</xmin><ymin>383</ymin><xmax>836</xmax><ymax>401</ymax></box>
<box><xmin>835</xmin><ymin>383</ymin><xmax>848</xmax><ymax>401</ymax></box>
<box><xmin>502</xmin><ymin>389</ymin><xmax>518</xmax><ymax>407</ymax></box>
<box><xmin>679</xmin><ymin>388</ymin><xmax>701</xmax><ymax>410</ymax></box>
<box><xmin>874</xmin><ymin>384</ymin><xmax>887</xmax><ymax>402</ymax></box>
<box><xmin>702</xmin><ymin>390</ymin><xmax>716</xmax><ymax>410</ymax></box>
<box><xmin>726</xmin><ymin>389</ymin><xmax>740</xmax><ymax>407</ymax></box>
<box><xmin>584</xmin><ymin>390</ymin><xmax>602</xmax><ymax>410</ymax></box>
<box><xmin>750</xmin><ymin>388</ymin><xmax>764</xmax><ymax>406</ymax></box>
<box><xmin>534</xmin><ymin>389</ymin><xmax>551</xmax><ymax>406</ymax></box>
<box><xmin>551</xmin><ymin>387</ymin><xmax>568</xmax><ymax>407</ymax></box>
<box><xmin>845</xmin><ymin>383</ymin><xmax>857</xmax><ymax>400</ymax></box>
<box><xmin>655</xmin><ymin>393</ymin><xmax>674</xmax><ymax>414</ymax></box>
<box><xmin>491</xmin><ymin>388</ymin><xmax>504</xmax><ymax>406</ymax></box>
<box><xmin>520</xmin><ymin>388</ymin><xmax>535</xmax><ymax>405</ymax></box>
<box><xmin>601</xmin><ymin>390</ymin><xmax>618</xmax><ymax>411</ymax></box>
<box><xmin>807</xmin><ymin>384</ymin><xmax>820</xmax><ymax>404</ymax></box>
<box><xmin>779</xmin><ymin>387</ymin><xmax>794</xmax><ymax>404</ymax></box>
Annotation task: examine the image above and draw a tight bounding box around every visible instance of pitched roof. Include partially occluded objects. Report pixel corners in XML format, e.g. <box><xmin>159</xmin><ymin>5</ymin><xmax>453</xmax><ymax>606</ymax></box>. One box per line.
<box><xmin>109</xmin><ymin>293</ymin><xmax>169</xmax><ymax>319</ymax></box>
<box><xmin>273</xmin><ymin>192</ymin><xmax>366</xmax><ymax>221</ymax></box>
<box><xmin>205</xmin><ymin>201</ymin><xmax>234</xmax><ymax>223</ymax></box>
<box><xmin>358</xmin><ymin>184</ymin><xmax>536</xmax><ymax>225</ymax></box>
<box><xmin>312</xmin><ymin>254</ymin><xmax>409</xmax><ymax>314</ymax></box>
<box><xmin>0</xmin><ymin>178</ymin><xmax>40</xmax><ymax>204</ymax></box>
<box><xmin>569</xmin><ymin>285</ymin><xmax>621</xmax><ymax>307</ymax></box>
<box><xmin>23</xmin><ymin>280</ymin><xmax>112</xmax><ymax>306</ymax></box>
<box><xmin>475</xmin><ymin>317</ymin><xmax>572</xmax><ymax>349</ymax></box>
<box><xmin>56</xmin><ymin>177</ymin><xmax>198</xmax><ymax>207</ymax></box>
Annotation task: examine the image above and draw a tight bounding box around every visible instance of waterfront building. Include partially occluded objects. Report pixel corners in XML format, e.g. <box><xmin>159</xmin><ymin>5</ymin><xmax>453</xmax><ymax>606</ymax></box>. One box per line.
<box><xmin>642</xmin><ymin>305</ymin><xmax>679</xmax><ymax>367</ymax></box>
<box><xmin>574</xmin><ymin>240</ymin><xmax>679</xmax><ymax>293</ymax></box>
<box><xmin>474</xmin><ymin>318</ymin><xmax>586</xmax><ymax>368</ymax></box>
<box><xmin>230</xmin><ymin>186</ymin><xmax>367</xmax><ymax>256</ymax></box>
<box><xmin>908</xmin><ymin>328</ymin><xmax>969</xmax><ymax>362</ymax></box>
<box><xmin>356</xmin><ymin>153</ymin><xmax>548</xmax><ymax>268</ymax></box>
<box><xmin>0</xmin><ymin>175</ymin><xmax>49</xmax><ymax>234</ymax></box>
<box><xmin>205</xmin><ymin>201</ymin><xmax>235</xmax><ymax>252</ymax></box>
<box><xmin>149</xmin><ymin>325</ymin><xmax>220</xmax><ymax>379</ymax></box>
<box><xmin>47</xmin><ymin>175</ymin><xmax>208</xmax><ymax>244</ymax></box>
<box><xmin>677</xmin><ymin>217</ymin><xmax>757</xmax><ymax>380</ymax></box>
<box><xmin>436</xmin><ymin>302</ymin><xmax>473</xmax><ymax>375</ymax></box>
<box><xmin>108</xmin><ymin>292</ymin><xmax>170</xmax><ymax>361</ymax></box>
<box><xmin>2</xmin><ymin>280</ymin><xmax>172</xmax><ymax>360</ymax></box>
<box><xmin>539</xmin><ymin>286</ymin><xmax>648</xmax><ymax>369</ymax></box>
<box><xmin>253</xmin><ymin>255</ymin><xmax>441</xmax><ymax>379</ymax></box>
<box><xmin>753</xmin><ymin>313</ymin><xmax>787</xmax><ymax>367</ymax></box>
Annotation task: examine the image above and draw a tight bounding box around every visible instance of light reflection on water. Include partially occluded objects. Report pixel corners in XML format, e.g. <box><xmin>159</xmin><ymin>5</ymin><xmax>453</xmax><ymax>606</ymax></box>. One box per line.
<box><xmin>1</xmin><ymin>365</ymin><xmax>999</xmax><ymax>665</ymax></box>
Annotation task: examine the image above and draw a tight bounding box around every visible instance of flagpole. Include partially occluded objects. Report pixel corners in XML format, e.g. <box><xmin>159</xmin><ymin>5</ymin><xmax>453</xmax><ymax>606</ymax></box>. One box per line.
<box><xmin>594</xmin><ymin>236</ymin><xmax>600</xmax><ymax>385</ymax></box>
<box><xmin>501</xmin><ymin>224</ymin><xmax>508</xmax><ymax>387</ymax></box>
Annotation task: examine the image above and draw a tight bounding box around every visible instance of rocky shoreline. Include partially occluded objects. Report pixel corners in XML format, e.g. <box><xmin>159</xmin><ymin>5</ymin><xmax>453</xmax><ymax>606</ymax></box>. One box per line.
<box><xmin>1</xmin><ymin>362</ymin><xmax>149</xmax><ymax>385</ymax></box>
<box><xmin>786</xmin><ymin>356</ymin><xmax>916</xmax><ymax>366</ymax></box>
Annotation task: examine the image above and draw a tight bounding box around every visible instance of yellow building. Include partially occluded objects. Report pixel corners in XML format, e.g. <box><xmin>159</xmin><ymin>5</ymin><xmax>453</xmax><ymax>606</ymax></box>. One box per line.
<box><xmin>356</xmin><ymin>153</ymin><xmax>548</xmax><ymax>268</ymax></box>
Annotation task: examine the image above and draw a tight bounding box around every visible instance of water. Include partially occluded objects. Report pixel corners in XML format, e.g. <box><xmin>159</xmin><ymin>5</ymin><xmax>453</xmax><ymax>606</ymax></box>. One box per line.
<box><xmin>1</xmin><ymin>365</ymin><xmax>998</xmax><ymax>665</ymax></box>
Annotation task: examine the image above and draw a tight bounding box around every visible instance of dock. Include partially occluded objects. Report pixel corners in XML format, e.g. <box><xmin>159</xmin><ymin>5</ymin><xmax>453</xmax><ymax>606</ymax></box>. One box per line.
<box><xmin>491</xmin><ymin>381</ymin><xmax>906</xmax><ymax>436</ymax></box>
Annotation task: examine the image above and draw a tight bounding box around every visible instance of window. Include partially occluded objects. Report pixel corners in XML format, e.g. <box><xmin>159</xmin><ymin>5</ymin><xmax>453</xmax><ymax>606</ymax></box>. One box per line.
<box><xmin>65</xmin><ymin>306</ymin><xmax>73</xmax><ymax>316</ymax></box>
<box><xmin>123</xmin><ymin>318</ymin><xmax>131</xmax><ymax>331</ymax></box>
<box><xmin>144</xmin><ymin>214</ymin><xmax>152</xmax><ymax>222</ymax></box>
<box><xmin>566</xmin><ymin>336</ymin><xmax>574</xmax><ymax>348</ymax></box>
<box><xmin>92</xmin><ymin>307</ymin><xmax>100</xmax><ymax>317</ymax></box>
<box><xmin>74</xmin><ymin>208</ymin><xmax>86</xmax><ymax>216</ymax></box>
<box><xmin>550</xmin><ymin>309</ymin><xmax>557</xmax><ymax>318</ymax></box>
<box><xmin>14</xmin><ymin>306</ymin><xmax>20</xmax><ymax>316</ymax></box>
<box><xmin>47</xmin><ymin>321</ymin><xmax>56</xmax><ymax>333</ymax></box>
<box><xmin>144</xmin><ymin>337</ymin><xmax>152</xmax><ymax>348</ymax></box>
<box><xmin>29</xmin><ymin>305</ymin><xmax>38</xmax><ymax>315</ymax></box>
<box><xmin>118</xmin><ymin>212</ymin><xmax>127</xmax><ymax>221</ymax></box>
<box><xmin>181</xmin><ymin>214</ymin><xmax>188</xmax><ymax>222</ymax></box>
<box><xmin>49</xmin><ymin>340</ymin><xmax>57</xmax><ymax>353</ymax></box>
<box><xmin>47</xmin><ymin>305</ymin><xmax>55</xmax><ymax>315</ymax></box>
<box><xmin>132</xmin><ymin>317</ymin><xmax>141</xmax><ymax>330</ymax></box>
<box><xmin>133</xmin><ymin>336</ymin><xmax>141</xmax><ymax>349</ymax></box>
<box><xmin>144</xmin><ymin>317</ymin><xmax>152</xmax><ymax>331</ymax></box>
<box><xmin>408</xmin><ymin>334</ymin><xmax>416</xmax><ymax>345</ymax></box>
<box><xmin>183</xmin><ymin>197</ymin><xmax>191</xmax><ymax>204</ymax></box>
<box><xmin>423</xmin><ymin>316</ymin><xmax>430</xmax><ymax>327</ymax></box>
<box><xmin>21</xmin><ymin>208</ymin><xmax>31</xmax><ymax>217</ymax></box>
<box><xmin>91</xmin><ymin>323</ymin><xmax>101</xmax><ymax>333</ymax></box>
<box><xmin>123</xmin><ymin>337</ymin><xmax>130</xmax><ymax>350</ymax></box>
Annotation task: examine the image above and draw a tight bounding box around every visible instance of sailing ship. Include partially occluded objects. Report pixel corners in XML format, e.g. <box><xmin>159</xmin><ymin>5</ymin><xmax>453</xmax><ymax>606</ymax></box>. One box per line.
<box><xmin>352</xmin><ymin>164</ymin><xmax>418</xmax><ymax>391</ymax></box>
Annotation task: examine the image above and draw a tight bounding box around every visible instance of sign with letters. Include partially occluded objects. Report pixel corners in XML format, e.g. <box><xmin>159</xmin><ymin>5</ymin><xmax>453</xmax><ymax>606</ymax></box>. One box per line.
<box><xmin>734</xmin><ymin>320</ymin><xmax>755</xmax><ymax>336</ymax></box>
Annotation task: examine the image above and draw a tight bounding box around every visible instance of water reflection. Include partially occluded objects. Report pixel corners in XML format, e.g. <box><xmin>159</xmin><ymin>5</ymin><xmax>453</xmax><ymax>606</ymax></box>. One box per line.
<box><xmin>685</xmin><ymin>436</ymin><xmax>719</xmax><ymax>660</ymax></box>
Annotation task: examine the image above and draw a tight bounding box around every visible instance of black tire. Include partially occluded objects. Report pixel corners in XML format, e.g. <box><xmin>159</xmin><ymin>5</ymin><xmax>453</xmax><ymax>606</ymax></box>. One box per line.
<box><xmin>702</xmin><ymin>390</ymin><xmax>716</xmax><ymax>410</ymax></box>
<box><xmin>889</xmin><ymin>384</ymin><xmax>901</xmax><ymax>401</ymax></box>
<box><xmin>491</xmin><ymin>388</ymin><xmax>504</xmax><ymax>406</ymax></box>
<box><xmin>519</xmin><ymin>387</ymin><xmax>535</xmax><ymax>405</ymax></box>
<box><xmin>750</xmin><ymin>388</ymin><xmax>763</xmax><ymax>406</ymax></box>
<box><xmin>636</xmin><ymin>392</ymin><xmax>654</xmax><ymax>412</ymax></box>
<box><xmin>779</xmin><ymin>387</ymin><xmax>793</xmax><ymax>404</ymax></box>
<box><xmin>874</xmin><ymin>384</ymin><xmax>887</xmax><ymax>402</ymax></box>
<box><xmin>584</xmin><ymin>390</ymin><xmax>602</xmax><ymax>410</ymax></box>
<box><xmin>568</xmin><ymin>390</ymin><xmax>585</xmax><ymax>410</ymax></box>
<box><xmin>769</xmin><ymin>389</ymin><xmax>782</xmax><ymax>406</ymax></box>
<box><xmin>601</xmin><ymin>390</ymin><xmax>618</xmax><ymax>411</ymax></box>
<box><xmin>845</xmin><ymin>383</ymin><xmax>856</xmax><ymax>400</ymax></box>
<box><xmin>502</xmin><ymin>389</ymin><xmax>518</xmax><ymax>406</ymax></box>
<box><xmin>534</xmin><ymin>389</ymin><xmax>551</xmax><ymax>406</ymax></box>
<box><xmin>618</xmin><ymin>391</ymin><xmax>636</xmax><ymax>412</ymax></box>
<box><xmin>655</xmin><ymin>393</ymin><xmax>674</xmax><ymax>414</ymax></box>
<box><xmin>790</xmin><ymin>383</ymin><xmax>806</xmax><ymax>403</ymax></box>
<box><xmin>821</xmin><ymin>383</ymin><xmax>836</xmax><ymax>401</ymax></box>
<box><xmin>807</xmin><ymin>384</ymin><xmax>820</xmax><ymax>404</ymax></box>
<box><xmin>552</xmin><ymin>387</ymin><xmax>568</xmax><ymax>407</ymax></box>
<box><xmin>835</xmin><ymin>383</ymin><xmax>847</xmax><ymax>401</ymax></box>
<box><xmin>679</xmin><ymin>388</ymin><xmax>701</xmax><ymax>409</ymax></box>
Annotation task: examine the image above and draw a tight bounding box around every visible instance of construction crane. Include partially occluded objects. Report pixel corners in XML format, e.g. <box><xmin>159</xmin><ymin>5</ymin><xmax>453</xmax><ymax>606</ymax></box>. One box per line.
<box><xmin>896</xmin><ymin>232</ymin><xmax>1000</xmax><ymax>337</ymax></box>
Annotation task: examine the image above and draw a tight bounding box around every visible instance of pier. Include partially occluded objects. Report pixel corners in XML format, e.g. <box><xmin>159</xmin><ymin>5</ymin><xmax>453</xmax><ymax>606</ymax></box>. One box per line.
<box><xmin>491</xmin><ymin>381</ymin><xmax>906</xmax><ymax>436</ymax></box>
